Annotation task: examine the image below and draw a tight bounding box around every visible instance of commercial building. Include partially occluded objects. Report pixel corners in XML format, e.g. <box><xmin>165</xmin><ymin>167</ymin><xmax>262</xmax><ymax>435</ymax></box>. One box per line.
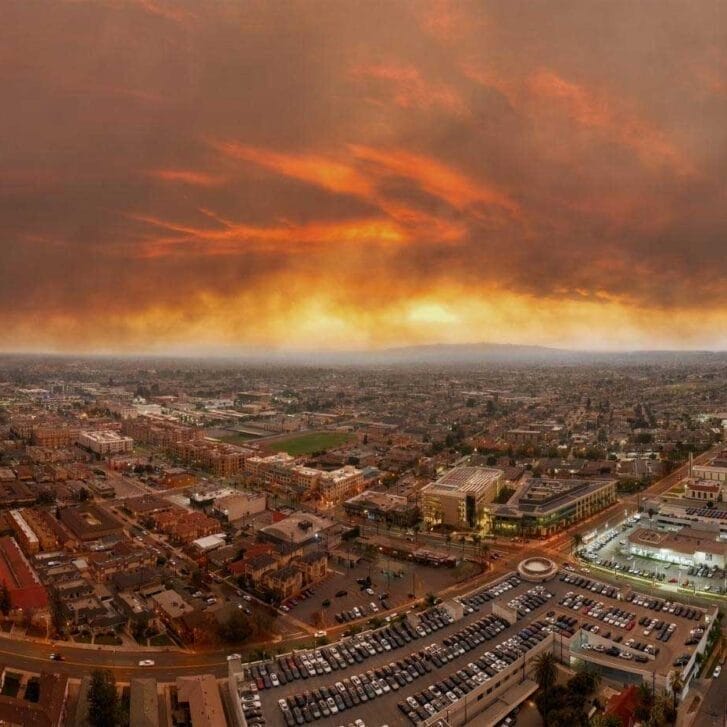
<box><xmin>685</xmin><ymin>480</ymin><xmax>721</xmax><ymax>502</ymax></box>
<box><xmin>343</xmin><ymin>489</ymin><xmax>419</xmax><ymax>527</ymax></box>
<box><xmin>421</xmin><ymin>466</ymin><xmax>503</xmax><ymax>529</ymax></box>
<box><xmin>652</xmin><ymin>501</ymin><xmax>727</xmax><ymax>539</ymax></box>
<box><xmin>213</xmin><ymin>491</ymin><xmax>266</xmax><ymax>523</ymax></box>
<box><xmin>258</xmin><ymin>512</ymin><xmax>337</xmax><ymax>552</ymax></box>
<box><xmin>693</xmin><ymin>449</ymin><xmax>727</xmax><ymax>483</ymax></box>
<box><xmin>627</xmin><ymin>527</ymin><xmax>725</xmax><ymax>568</ymax></box>
<box><xmin>77</xmin><ymin>430</ymin><xmax>134</xmax><ymax>455</ymax></box>
<box><xmin>492</xmin><ymin>478</ymin><xmax>618</xmax><ymax>537</ymax></box>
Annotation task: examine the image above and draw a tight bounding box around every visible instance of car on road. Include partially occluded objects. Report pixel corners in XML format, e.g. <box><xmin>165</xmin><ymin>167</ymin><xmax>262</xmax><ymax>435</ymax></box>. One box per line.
<box><xmin>49</xmin><ymin>653</ymin><xmax>63</xmax><ymax>661</ymax></box>
<box><xmin>227</xmin><ymin>653</ymin><xmax>241</xmax><ymax>661</ymax></box>
<box><xmin>138</xmin><ymin>659</ymin><xmax>155</xmax><ymax>667</ymax></box>
<box><xmin>714</xmin><ymin>665</ymin><xmax>722</xmax><ymax>679</ymax></box>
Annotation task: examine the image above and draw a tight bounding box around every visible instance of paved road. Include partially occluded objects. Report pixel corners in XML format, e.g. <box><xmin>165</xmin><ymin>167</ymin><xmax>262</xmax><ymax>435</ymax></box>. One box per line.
<box><xmin>695</xmin><ymin>663</ymin><xmax>727</xmax><ymax>726</ymax></box>
<box><xmin>0</xmin><ymin>447</ymin><xmax>717</xmax><ymax>686</ymax></box>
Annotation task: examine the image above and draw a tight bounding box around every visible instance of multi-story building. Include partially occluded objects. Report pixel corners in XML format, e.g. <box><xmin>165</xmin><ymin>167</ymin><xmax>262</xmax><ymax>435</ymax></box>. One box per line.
<box><xmin>8</xmin><ymin>509</ymin><xmax>39</xmax><ymax>555</ymax></box>
<box><xmin>77</xmin><ymin>430</ymin><xmax>133</xmax><ymax>455</ymax></box>
<box><xmin>213</xmin><ymin>491</ymin><xmax>266</xmax><ymax>523</ymax></box>
<box><xmin>344</xmin><ymin>489</ymin><xmax>420</xmax><ymax>527</ymax></box>
<box><xmin>317</xmin><ymin>465</ymin><xmax>364</xmax><ymax>506</ymax></box>
<box><xmin>421</xmin><ymin>467</ymin><xmax>503</xmax><ymax>530</ymax></box>
<box><xmin>492</xmin><ymin>478</ymin><xmax>617</xmax><ymax>537</ymax></box>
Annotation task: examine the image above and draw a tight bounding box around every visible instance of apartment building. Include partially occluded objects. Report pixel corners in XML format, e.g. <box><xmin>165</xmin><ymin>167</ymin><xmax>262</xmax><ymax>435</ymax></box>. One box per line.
<box><xmin>317</xmin><ymin>465</ymin><xmax>364</xmax><ymax>505</ymax></box>
<box><xmin>8</xmin><ymin>509</ymin><xmax>39</xmax><ymax>555</ymax></box>
<box><xmin>77</xmin><ymin>430</ymin><xmax>133</xmax><ymax>455</ymax></box>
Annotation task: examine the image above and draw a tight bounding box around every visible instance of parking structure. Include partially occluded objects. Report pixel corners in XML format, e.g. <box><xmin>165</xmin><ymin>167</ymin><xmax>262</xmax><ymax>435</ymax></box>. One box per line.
<box><xmin>229</xmin><ymin>564</ymin><xmax>713</xmax><ymax>726</ymax></box>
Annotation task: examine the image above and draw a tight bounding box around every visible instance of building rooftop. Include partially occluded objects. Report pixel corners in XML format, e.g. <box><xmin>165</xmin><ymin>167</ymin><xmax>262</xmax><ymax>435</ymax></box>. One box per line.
<box><xmin>423</xmin><ymin>466</ymin><xmax>503</xmax><ymax>498</ymax></box>
<box><xmin>628</xmin><ymin>526</ymin><xmax>724</xmax><ymax>556</ymax></box>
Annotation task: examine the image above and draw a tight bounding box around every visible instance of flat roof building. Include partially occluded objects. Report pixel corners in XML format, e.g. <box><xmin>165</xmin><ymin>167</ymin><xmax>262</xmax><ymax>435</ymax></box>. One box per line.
<box><xmin>492</xmin><ymin>478</ymin><xmax>617</xmax><ymax>537</ymax></box>
<box><xmin>627</xmin><ymin>526</ymin><xmax>725</xmax><ymax>568</ymax></box>
<box><xmin>421</xmin><ymin>466</ymin><xmax>503</xmax><ymax>530</ymax></box>
<box><xmin>176</xmin><ymin>675</ymin><xmax>226</xmax><ymax>727</ymax></box>
<box><xmin>78</xmin><ymin>430</ymin><xmax>134</xmax><ymax>455</ymax></box>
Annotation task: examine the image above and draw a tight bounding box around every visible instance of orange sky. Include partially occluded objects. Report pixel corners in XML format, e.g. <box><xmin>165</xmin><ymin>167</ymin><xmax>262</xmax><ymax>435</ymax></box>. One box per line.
<box><xmin>1</xmin><ymin>0</ymin><xmax>726</xmax><ymax>354</ymax></box>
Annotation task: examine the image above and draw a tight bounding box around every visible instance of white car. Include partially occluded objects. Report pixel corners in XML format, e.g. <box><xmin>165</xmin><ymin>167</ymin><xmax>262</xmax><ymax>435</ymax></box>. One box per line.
<box><xmin>713</xmin><ymin>665</ymin><xmax>722</xmax><ymax>679</ymax></box>
<box><xmin>226</xmin><ymin>653</ymin><xmax>241</xmax><ymax>661</ymax></box>
<box><xmin>138</xmin><ymin>659</ymin><xmax>155</xmax><ymax>667</ymax></box>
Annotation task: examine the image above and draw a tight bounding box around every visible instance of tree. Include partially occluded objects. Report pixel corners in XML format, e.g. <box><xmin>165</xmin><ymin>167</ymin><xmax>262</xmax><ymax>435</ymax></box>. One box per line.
<box><xmin>88</xmin><ymin>669</ymin><xmax>120</xmax><ymax>727</ymax></box>
<box><xmin>0</xmin><ymin>582</ymin><xmax>11</xmax><ymax>616</ymax></box>
<box><xmin>218</xmin><ymin>610</ymin><xmax>253</xmax><ymax>643</ymax></box>
<box><xmin>590</xmin><ymin>714</ymin><xmax>622</xmax><ymax>727</ymax></box>
<box><xmin>424</xmin><ymin>593</ymin><xmax>437</xmax><ymax>608</ymax></box>
<box><xmin>572</xmin><ymin>532</ymin><xmax>584</xmax><ymax>555</ymax></box>
<box><xmin>667</xmin><ymin>669</ymin><xmax>684</xmax><ymax>713</ymax></box>
<box><xmin>569</xmin><ymin>666</ymin><xmax>600</xmax><ymax>696</ymax></box>
<box><xmin>534</xmin><ymin>651</ymin><xmax>557</xmax><ymax>692</ymax></box>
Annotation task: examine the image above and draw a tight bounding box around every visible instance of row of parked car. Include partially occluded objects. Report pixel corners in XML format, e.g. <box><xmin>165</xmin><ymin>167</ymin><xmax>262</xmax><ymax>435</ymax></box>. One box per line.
<box><xmin>397</xmin><ymin>622</ymin><xmax>551</xmax><ymax>724</ymax></box>
<box><xmin>544</xmin><ymin>611</ymin><xmax>580</xmax><ymax>637</ymax></box>
<box><xmin>236</xmin><ymin>681</ymin><xmax>266</xmax><ymax>727</ymax></box>
<box><xmin>435</xmin><ymin>613</ymin><xmax>510</xmax><ymax>658</ymax></box>
<box><xmin>243</xmin><ymin>619</ymin><xmax>421</xmax><ymax>690</ymax></box>
<box><xmin>417</xmin><ymin>606</ymin><xmax>455</xmax><ymax>635</ymax></box>
<box><xmin>581</xmin><ymin>641</ymin><xmax>650</xmax><ymax>663</ymax></box>
<box><xmin>506</xmin><ymin>585</ymin><xmax>553</xmax><ymax>618</ymax></box>
<box><xmin>627</xmin><ymin>592</ymin><xmax>703</xmax><ymax>621</ymax></box>
<box><xmin>687</xmin><ymin>563</ymin><xmax>723</xmax><ymax>579</ymax></box>
<box><xmin>459</xmin><ymin>574</ymin><xmax>522</xmax><ymax>611</ymax></box>
<box><xmin>559</xmin><ymin>571</ymin><xmax>621</xmax><ymax>598</ymax></box>
<box><xmin>278</xmin><ymin>648</ymin><xmax>436</xmax><ymax>725</ymax></box>
<box><xmin>559</xmin><ymin>591</ymin><xmax>637</xmax><ymax>630</ymax></box>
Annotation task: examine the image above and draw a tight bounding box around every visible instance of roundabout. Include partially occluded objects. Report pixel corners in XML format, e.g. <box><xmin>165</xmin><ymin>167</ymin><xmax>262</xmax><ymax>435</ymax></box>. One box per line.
<box><xmin>517</xmin><ymin>556</ymin><xmax>558</xmax><ymax>582</ymax></box>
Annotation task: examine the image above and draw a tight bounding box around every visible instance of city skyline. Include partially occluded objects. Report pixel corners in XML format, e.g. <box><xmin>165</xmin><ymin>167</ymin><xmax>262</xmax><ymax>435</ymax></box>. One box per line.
<box><xmin>2</xmin><ymin>0</ymin><xmax>726</xmax><ymax>354</ymax></box>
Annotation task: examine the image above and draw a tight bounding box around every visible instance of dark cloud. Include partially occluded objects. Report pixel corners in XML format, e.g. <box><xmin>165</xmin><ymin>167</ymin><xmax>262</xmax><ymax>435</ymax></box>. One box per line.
<box><xmin>0</xmin><ymin>0</ymin><xmax>725</xmax><ymax>351</ymax></box>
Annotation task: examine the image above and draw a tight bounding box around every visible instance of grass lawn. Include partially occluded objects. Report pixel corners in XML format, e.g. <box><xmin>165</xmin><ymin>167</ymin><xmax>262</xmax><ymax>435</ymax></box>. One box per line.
<box><xmin>269</xmin><ymin>431</ymin><xmax>354</xmax><ymax>456</ymax></box>
<box><xmin>94</xmin><ymin>634</ymin><xmax>122</xmax><ymax>646</ymax></box>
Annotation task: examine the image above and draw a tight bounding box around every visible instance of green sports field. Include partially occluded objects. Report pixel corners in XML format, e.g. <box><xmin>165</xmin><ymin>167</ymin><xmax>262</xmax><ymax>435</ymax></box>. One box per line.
<box><xmin>268</xmin><ymin>431</ymin><xmax>354</xmax><ymax>456</ymax></box>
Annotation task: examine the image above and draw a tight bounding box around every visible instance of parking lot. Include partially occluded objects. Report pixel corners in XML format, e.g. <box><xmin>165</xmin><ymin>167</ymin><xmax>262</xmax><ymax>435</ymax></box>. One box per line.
<box><xmin>286</xmin><ymin>555</ymin><xmax>463</xmax><ymax>628</ymax></box>
<box><xmin>233</xmin><ymin>565</ymin><xmax>711</xmax><ymax>727</ymax></box>
<box><xmin>581</xmin><ymin>517</ymin><xmax>725</xmax><ymax>595</ymax></box>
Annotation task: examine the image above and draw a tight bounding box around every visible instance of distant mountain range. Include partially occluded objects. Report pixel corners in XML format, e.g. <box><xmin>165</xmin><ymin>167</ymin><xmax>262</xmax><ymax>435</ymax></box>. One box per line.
<box><xmin>2</xmin><ymin>342</ymin><xmax>726</xmax><ymax>366</ymax></box>
<box><xmin>220</xmin><ymin>342</ymin><xmax>727</xmax><ymax>366</ymax></box>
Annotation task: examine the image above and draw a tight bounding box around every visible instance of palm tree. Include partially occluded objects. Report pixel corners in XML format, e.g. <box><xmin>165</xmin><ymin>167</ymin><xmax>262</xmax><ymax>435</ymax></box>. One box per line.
<box><xmin>572</xmin><ymin>532</ymin><xmax>584</xmax><ymax>555</ymax></box>
<box><xmin>472</xmin><ymin>533</ymin><xmax>481</xmax><ymax>557</ymax></box>
<box><xmin>668</xmin><ymin>669</ymin><xmax>684</xmax><ymax>712</ymax></box>
<box><xmin>533</xmin><ymin>651</ymin><xmax>557</xmax><ymax>692</ymax></box>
